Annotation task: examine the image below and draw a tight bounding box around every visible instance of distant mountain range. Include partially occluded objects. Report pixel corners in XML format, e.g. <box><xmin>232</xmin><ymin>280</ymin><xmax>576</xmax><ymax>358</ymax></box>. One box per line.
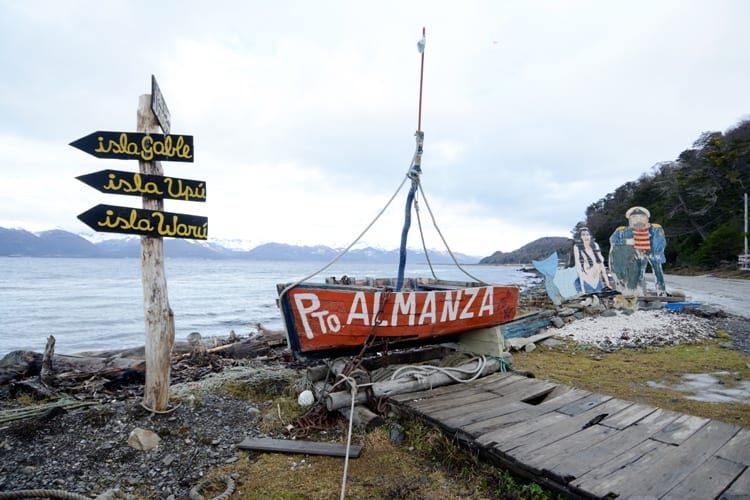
<box><xmin>0</xmin><ymin>227</ymin><xmax>484</xmax><ymax>263</ymax></box>
<box><xmin>479</xmin><ymin>236</ymin><xmax>575</xmax><ymax>266</ymax></box>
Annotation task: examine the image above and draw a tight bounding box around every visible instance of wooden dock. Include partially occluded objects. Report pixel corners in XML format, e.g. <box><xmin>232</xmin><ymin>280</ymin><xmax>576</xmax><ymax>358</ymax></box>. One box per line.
<box><xmin>389</xmin><ymin>371</ymin><xmax>750</xmax><ymax>499</ymax></box>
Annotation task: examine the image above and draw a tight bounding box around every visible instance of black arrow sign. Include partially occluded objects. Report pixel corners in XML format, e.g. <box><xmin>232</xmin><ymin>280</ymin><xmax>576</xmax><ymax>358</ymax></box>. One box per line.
<box><xmin>69</xmin><ymin>131</ymin><xmax>194</xmax><ymax>162</ymax></box>
<box><xmin>78</xmin><ymin>204</ymin><xmax>208</xmax><ymax>240</ymax></box>
<box><xmin>76</xmin><ymin>170</ymin><xmax>206</xmax><ymax>202</ymax></box>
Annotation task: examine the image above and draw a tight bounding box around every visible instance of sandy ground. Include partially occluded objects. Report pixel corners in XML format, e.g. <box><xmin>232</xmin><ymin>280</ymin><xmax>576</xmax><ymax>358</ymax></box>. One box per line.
<box><xmin>663</xmin><ymin>274</ymin><xmax>749</xmax><ymax>318</ymax></box>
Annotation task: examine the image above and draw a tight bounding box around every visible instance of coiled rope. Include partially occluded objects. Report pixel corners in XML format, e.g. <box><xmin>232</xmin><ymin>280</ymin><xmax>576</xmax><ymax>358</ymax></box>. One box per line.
<box><xmin>0</xmin><ymin>491</ymin><xmax>94</xmax><ymax>500</ymax></box>
<box><xmin>188</xmin><ymin>474</ymin><xmax>236</xmax><ymax>500</ymax></box>
<box><xmin>0</xmin><ymin>476</ymin><xmax>235</xmax><ymax>500</ymax></box>
<box><xmin>389</xmin><ymin>355</ymin><xmax>490</xmax><ymax>384</ymax></box>
<box><xmin>0</xmin><ymin>490</ymin><xmax>133</xmax><ymax>499</ymax></box>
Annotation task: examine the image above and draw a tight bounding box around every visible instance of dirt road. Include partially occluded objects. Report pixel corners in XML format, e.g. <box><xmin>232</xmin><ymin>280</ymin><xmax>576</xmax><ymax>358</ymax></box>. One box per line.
<box><xmin>664</xmin><ymin>274</ymin><xmax>749</xmax><ymax>318</ymax></box>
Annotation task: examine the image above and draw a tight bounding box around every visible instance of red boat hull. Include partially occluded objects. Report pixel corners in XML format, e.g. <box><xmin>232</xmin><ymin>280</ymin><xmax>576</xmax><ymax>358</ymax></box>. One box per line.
<box><xmin>278</xmin><ymin>282</ymin><xmax>519</xmax><ymax>356</ymax></box>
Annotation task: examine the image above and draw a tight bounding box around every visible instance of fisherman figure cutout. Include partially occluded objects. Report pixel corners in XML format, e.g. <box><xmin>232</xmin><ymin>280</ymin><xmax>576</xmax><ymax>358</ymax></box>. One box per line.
<box><xmin>608</xmin><ymin>206</ymin><xmax>667</xmax><ymax>296</ymax></box>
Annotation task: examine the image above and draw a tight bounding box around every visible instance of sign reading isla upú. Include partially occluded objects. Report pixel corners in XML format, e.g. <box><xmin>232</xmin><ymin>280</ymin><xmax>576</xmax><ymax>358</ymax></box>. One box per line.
<box><xmin>78</xmin><ymin>204</ymin><xmax>208</xmax><ymax>239</ymax></box>
<box><xmin>69</xmin><ymin>131</ymin><xmax>194</xmax><ymax>162</ymax></box>
<box><xmin>77</xmin><ymin>170</ymin><xmax>206</xmax><ymax>202</ymax></box>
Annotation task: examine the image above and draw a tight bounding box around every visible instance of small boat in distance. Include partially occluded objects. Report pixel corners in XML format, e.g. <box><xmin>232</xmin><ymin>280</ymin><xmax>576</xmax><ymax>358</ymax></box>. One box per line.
<box><xmin>276</xmin><ymin>29</ymin><xmax>519</xmax><ymax>358</ymax></box>
<box><xmin>277</xmin><ymin>277</ymin><xmax>519</xmax><ymax>357</ymax></box>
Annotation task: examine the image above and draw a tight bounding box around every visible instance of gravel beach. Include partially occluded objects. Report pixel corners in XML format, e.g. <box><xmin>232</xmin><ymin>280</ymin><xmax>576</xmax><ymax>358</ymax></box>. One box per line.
<box><xmin>1</xmin><ymin>275</ymin><xmax>748</xmax><ymax>499</ymax></box>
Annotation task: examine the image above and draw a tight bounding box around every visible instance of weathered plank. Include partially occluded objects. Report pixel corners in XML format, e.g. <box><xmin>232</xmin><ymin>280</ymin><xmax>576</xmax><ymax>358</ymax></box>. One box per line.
<box><xmin>555</xmin><ymin>392</ymin><xmax>612</xmax><ymax>416</ymax></box>
<box><xmin>501</xmin><ymin>398</ymin><xmax>634</xmax><ymax>457</ymax></box>
<box><xmin>598</xmin><ymin>401</ymin><xmax>658</xmax><ymax>430</ymax></box>
<box><xmin>568</xmin><ymin>438</ymin><xmax>669</xmax><ymax>498</ymax></box>
<box><xmin>486</xmin><ymin>378</ymin><xmax>559</xmax><ymax>402</ymax></box>
<box><xmin>548</xmin><ymin>407</ymin><xmax>682</xmax><ymax>481</ymax></box>
<box><xmin>390</xmin><ymin>373</ymin><xmax>750</xmax><ymax>499</ymax></box>
<box><xmin>719</xmin><ymin>466</ymin><xmax>750</xmax><ymax>499</ymax></box>
<box><xmin>660</xmin><ymin>455</ymin><xmax>746</xmax><ymax>499</ymax></box>
<box><xmin>650</xmin><ymin>413</ymin><xmax>710</xmax><ymax>445</ymax></box>
<box><xmin>444</xmin><ymin>386</ymin><xmax>589</xmax><ymax>432</ymax></box>
<box><xmin>238</xmin><ymin>437</ymin><xmax>361</xmax><ymax>458</ymax></box>
<box><xmin>460</xmin><ymin>388</ymin><xmax>593</xmax><ymax>437</ymax></box>
<box><xmin>430</xmin><ymin>380</ymin><xmax>564</xmax><ymax>425</ymax></box>
<box><xmin>499</xmin><ymin>311</ymin><xmax>553</xmax><ymax>339</ymax></box>
<box><xmin>477</xmin><ymin>410</ymin><xmax>570</xmax><ymax>449</ymax></box>
<box><xmin>513</xmin><ymin>424</ymin><xmax>618</xmax><ymax>478</ymax></box>
<box><xmin>407</xmin><ymin>387</ymin><xmax>490</xmax><ymax>413</ymax></box>
<box><xmin>715</xmin><ymin>427</ymin><xmax>750</xmax><ymax>465</ymax></box>
<box><xmin>572</xmin><ymin>419</ymin><xmax>741</xmax><ymax>498</ymax></box>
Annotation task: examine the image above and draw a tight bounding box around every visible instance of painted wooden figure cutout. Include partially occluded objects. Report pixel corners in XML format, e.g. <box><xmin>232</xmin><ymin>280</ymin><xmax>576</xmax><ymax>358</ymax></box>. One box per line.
<box><xmin>574</xmin><ymin>227</ymin><xmax>611</xmax><ymax>293</ymax></box>
<box><xmin>609</xmin><ymin>206</ymin><xmax>667</xmax><ymax>296</ymax></box>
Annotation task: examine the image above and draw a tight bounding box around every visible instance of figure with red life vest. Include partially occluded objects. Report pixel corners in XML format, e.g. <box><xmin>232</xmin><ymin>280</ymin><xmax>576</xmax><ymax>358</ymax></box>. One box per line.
<box><xmin>608</xmin><ymin>206</ymin><xmax>667</xmax><ymax>296</ymax></box>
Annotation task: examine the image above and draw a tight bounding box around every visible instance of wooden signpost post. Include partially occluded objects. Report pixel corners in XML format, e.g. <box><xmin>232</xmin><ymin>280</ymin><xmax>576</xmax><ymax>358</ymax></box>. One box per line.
<box><xmin>72</xmin><ymin>75</ymin><xmax>204</xmax><ymax>411</ymax></box>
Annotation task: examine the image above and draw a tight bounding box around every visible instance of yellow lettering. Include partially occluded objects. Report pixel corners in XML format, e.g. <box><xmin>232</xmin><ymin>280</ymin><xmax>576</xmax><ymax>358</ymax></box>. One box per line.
<box><xmin>94</xmin><ymin>136</ymin><xmax>111</xmax><ymax>153</ymax></box>
<box><xmin>97</xmin><ymin>209</ymin><xmax>118</xmax><ymax>228</ymax></box>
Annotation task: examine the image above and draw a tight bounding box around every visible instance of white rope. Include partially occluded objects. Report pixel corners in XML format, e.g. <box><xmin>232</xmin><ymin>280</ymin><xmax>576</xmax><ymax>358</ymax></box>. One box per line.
<box><xmin>389</xmin><ymin>355</ymin><xmax>488</xmax><ymax>384</ymax></box>
<box><xmin>339</xmin><ymin>376</ymin><xmax>358</xmax><ymax>500</ymax></box>
<box><xmin>278</xmin><ymin>174</ymin><xmax>410</xmax><ymax>302</ymax></box>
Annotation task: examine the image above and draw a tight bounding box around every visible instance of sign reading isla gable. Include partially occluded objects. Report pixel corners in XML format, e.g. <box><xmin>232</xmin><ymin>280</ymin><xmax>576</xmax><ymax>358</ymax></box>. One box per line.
<box><xmin>69</xmin><ymin>131</ymin><xmax>193</xmax><ymax>162</ymax></box>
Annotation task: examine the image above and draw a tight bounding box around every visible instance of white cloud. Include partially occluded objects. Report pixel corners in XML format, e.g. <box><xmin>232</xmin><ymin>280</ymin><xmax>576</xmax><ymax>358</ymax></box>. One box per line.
<box><xmin>2</xmin><ymin>0</ymin><xmax>750</xmax><ymax>256</ymax></box>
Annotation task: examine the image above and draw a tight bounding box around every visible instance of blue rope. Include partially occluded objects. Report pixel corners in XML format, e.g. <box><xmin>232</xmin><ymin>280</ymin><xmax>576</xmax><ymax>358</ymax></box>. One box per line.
<box><xmin>396</xmin><ymin>131</ymin><xmax>424</xmax><ymax>292</ymax></box>
<box><xmin>396</xmin><ymin>182</ymin><xmax>417</xmax><ymax>291</ymax></box>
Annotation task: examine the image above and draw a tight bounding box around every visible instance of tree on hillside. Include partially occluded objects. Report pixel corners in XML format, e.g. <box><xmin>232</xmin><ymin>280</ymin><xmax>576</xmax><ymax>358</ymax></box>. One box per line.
<box><xmin>582</xmin><ymin>118</ymin><xmax>750</xmax><ymax>269</ymax></box>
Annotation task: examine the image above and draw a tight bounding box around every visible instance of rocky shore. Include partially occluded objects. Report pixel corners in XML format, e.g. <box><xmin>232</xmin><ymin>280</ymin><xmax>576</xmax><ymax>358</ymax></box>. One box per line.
<box><xmin>1</xmin><ymin>285</ymin><xmax>749</xmax><ymax>499</ymax></box>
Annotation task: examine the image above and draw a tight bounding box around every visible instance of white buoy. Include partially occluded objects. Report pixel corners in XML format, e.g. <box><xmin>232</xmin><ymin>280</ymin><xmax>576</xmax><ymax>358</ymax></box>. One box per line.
<box><xmin>297</xmin><ymin>389</ymin><xmax>315</xmax><ymax>407</ymax></box>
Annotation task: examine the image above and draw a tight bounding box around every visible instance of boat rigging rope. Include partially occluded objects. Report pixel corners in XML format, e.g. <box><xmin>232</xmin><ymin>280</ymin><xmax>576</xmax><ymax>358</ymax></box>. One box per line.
<box><xmin>413</xmin><ymin>194</ymin><xmax>439</xmax><ymax>281</ymax></box>
<box><xmin>277</xmin><ymin>174</ymin><xmax>409</xmax><ymax>301</ymax></box>
<box><xmin>416</xmin><ymin>181</ymin><xmax>487</xmax><ymax>285</ymax></box>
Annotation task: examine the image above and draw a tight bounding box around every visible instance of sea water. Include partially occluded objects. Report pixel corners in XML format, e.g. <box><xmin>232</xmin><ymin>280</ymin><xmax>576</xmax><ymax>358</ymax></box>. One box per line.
<box><xmin>0</xmin><ymin>257</ymin><xmax>533</xmax><ymax>356</ymax></box>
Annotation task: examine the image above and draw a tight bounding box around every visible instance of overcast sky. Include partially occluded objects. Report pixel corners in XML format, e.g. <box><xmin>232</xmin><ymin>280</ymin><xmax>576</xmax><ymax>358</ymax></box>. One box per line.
<box><xmin>1</xmin><ymin>1</ymin><xmax>748</xmax><ymax>257</ymax></box>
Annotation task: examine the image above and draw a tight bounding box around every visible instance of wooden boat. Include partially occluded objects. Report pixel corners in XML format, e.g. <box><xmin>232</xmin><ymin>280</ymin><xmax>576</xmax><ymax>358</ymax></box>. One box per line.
<box><xmin>275</xmin><ymin>29</ymin><xmax>519</xmax><ymax>357</ymax></box>
<box><xmin>277</xmin><ymin>277</ymin><xmax>519</xmax><ymax>357</ymax></box>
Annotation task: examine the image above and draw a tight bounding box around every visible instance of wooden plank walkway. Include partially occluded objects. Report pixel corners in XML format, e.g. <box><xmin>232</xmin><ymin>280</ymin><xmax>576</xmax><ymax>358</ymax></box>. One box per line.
<box><xmin>389</xmin><ymin>371</ymin><xmax>750</xmax><ymax>499</ymax></box>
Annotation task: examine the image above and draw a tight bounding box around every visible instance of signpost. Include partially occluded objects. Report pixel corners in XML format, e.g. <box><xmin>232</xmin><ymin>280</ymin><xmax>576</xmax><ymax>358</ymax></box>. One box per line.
<box><xmin>77</xmin><ymin>204</ymin><xmax>208</xmax><ymax>239</ymax></box>
<box><xmin>72</xmin><ymin>76</ymin><xmax>205</xmax><ymax>412</ymax></box>
<box><xmin>76</xmin><ymin>170</ymin><xmax>206</xmax><ymax>202</ymax></box>
<box><xmin>151</xmin><ymin>75</ymin><xmax>171</xmax><ymax>135</ymax></box>
<box><xmin>69</xmin><ymin>131</ymin><xmax>194</xmax><ymax>162</ymax></box>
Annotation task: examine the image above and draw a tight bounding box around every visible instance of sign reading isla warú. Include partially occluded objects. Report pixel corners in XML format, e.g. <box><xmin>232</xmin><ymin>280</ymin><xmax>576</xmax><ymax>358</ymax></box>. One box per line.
<box><xmin>78</xmin><ymin>204</ymin><xmax>208</xmax><ymax>239</ymax></box>
<box><xmin>69</xmin><ymin>131</ymin><xmax>194</xmax><ymax>162</ymax></box>
<box><xmin>77</xmin><ymin>170</ymin><xmax>206</xmax><ymax>202</ymax></box>
<box><xmin>151</xmin><ymin>75</ymin><xmax>171</xmax><ymax>135</ymax></box>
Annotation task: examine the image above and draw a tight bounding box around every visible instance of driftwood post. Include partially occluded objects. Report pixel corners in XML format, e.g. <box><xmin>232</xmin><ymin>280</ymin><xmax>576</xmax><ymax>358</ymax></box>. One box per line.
<box><xmin>137</xmin><ymin>94</ymin><xmax>175</xmax><ymax>411</ymax></box>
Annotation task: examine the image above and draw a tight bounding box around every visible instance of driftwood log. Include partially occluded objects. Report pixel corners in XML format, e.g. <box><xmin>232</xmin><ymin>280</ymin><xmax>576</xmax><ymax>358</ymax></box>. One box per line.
<box><xmin>0</xmin><ymin>331</ymin><xmax>287</xmax><ymax>397</ymax></box>
<box><xmin>325</xmin><ymin>357</ymin><xmax>503</xmax><ymax>411</ymax></box>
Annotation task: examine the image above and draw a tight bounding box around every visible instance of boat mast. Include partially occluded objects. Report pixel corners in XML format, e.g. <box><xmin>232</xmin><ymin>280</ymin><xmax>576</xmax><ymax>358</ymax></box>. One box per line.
<box><xmin>396</xmin><ymin>27</ymin><xmax>426</xmax><ymax>291</ymax></box>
